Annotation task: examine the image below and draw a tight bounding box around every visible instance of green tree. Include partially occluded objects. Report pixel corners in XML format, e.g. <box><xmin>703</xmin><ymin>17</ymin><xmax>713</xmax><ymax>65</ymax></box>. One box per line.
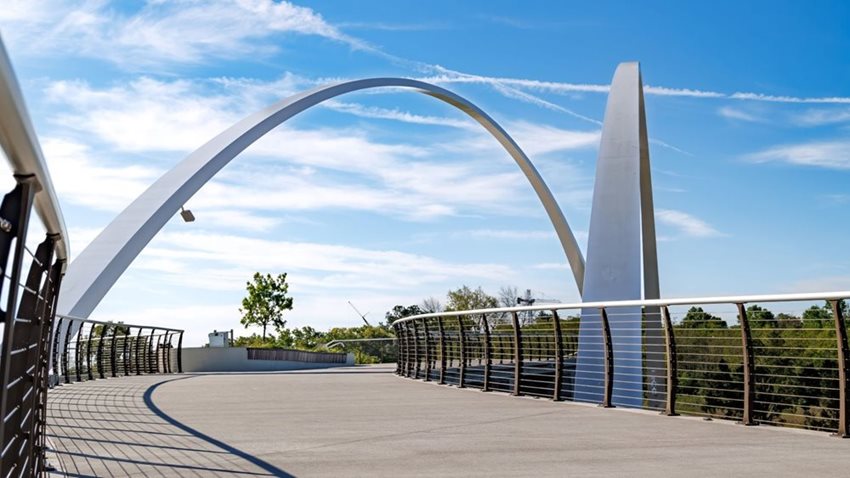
<box><xmin>291</xmin><ymin>326</ymin><xmax>325</xmax><ymax>349</ymax></box>
<box><xmin>680</xmin><ymin>306</ymin><xmax>727</xmax><ymax>328</ymax></box>
<box><xmin>239</xmin><ymin>272</ymin><xmax>294</xmax><ymax>341</ymax></box>
<box><xmin>802</xmin><ymin>304</ymin><xmax>832</xmax><ymax>327</ymax></box>
<box><xmin>746</xmin><ymin>305</ymin><xmax>776</xmax><ymax>327</ymax></box>
<box><xmin>385</xmin><ymin>304</ymin><xmax>423</xmax><ymax>326</ymax></box>
<box><xmin>445</xmin><ymin>285</ymin><xmax>497</xmax><ymax>312</ymax></box>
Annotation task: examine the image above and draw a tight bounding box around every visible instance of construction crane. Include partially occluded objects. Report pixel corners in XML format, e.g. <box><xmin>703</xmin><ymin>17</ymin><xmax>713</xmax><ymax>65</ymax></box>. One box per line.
<box><xmin>516</xmin><ymin>289</ymin><xmax>561</xmax><ymax>306</ymax></box>
<box><xmin>516</xmin><ymin>289</ymin><xmax>561</xmax><ymax>325</ymax></box>
<box><xmin>348</xmin><ymin>301</ymin><xmax>371</xmax><ymax>326</ymax></box>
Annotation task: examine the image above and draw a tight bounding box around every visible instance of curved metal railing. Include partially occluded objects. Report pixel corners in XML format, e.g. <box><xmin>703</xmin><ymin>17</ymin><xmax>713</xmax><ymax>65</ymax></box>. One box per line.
<box><xmin>0</xmin><ymin>34</ymin><xmax>72</xmax><ymax>475</ymax></box>
<box><xmin>52</xmin><ymin>315</ymin><xmax>183</xmax><ymax>385</ymax></box>
<box><xmin>0</xmin><ymin>35</ymin><xmax>68</xmax><ymax>264</ymax></box>
<box><xmin>393</xmin><ymin>291</ymin><xmax>850</xmax><ymax>436</ymax></box>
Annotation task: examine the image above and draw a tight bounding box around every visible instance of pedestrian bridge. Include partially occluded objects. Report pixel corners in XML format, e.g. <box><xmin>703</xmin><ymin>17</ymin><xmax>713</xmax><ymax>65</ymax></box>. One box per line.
<box><xmin>46</xmin><ymin>365</ymin><xmax>850</xmax><ymax>477</ymax></box>
<box><xmin>2</xmin><ymin>34</ymin><xmax>850</xmax><ymax>477</ymax></box>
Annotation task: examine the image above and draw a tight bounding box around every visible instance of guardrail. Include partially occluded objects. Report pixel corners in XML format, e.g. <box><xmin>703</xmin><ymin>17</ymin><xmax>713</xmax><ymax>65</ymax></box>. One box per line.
<box><xmin>52</xmin><ymin>315</ymin><xmax>183</xmax><ymax>384</ymax></box>
<box><xmin>393</xmin><ymin>292</ymin><xmax>850</xmax><ymax>437</ymax></box>
<box><xmin>0</xmin><ymin>35</ymin><xmax>71</xmax><ymax>475</ymax></box>
<box><xmin>247</xmin><ymin>347</ymin><xmax>346</xmax><ymax>364</ymax></box>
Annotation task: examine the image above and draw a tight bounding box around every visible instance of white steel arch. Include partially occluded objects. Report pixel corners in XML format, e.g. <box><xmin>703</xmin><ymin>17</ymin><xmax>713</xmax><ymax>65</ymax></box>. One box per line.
<box><xmin>57</xmin><ymin>78</ymin><xmax>586</xmax><ymax>318</ymax></box>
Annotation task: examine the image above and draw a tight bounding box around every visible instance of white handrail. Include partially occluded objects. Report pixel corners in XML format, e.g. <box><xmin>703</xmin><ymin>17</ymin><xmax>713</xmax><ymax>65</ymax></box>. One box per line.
<box><xmin>0</xmin><ymin>34</ymin><xmax>69</xmax><ymax>265</ymax></box>
<box><xmin>393</xmin><ymin>290</ymin><xmax>850</xmax><ymax>324</ymax></box>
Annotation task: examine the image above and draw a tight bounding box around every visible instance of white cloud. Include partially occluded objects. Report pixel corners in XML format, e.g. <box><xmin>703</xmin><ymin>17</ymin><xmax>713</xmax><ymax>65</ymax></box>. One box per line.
<box><xmin>45</xmin><ymin>76</ymin><xmax>307</xmax><ymax>153</ymax></box>
<box><xmin>133</xmin><ymin>230</ymin><xmax>514</xmax><ymax>292</ymax></box>
<box><xmin>643</xmin><ymin>85</ymin><xmax>725</xmax><ymax>98</ymax></box>
<box><xmin>0</xmin><ymin>0</ymin><xmax>371</xmax><ymax>67</ymax></box>
<box><xmin>504</xmin><ymin>121</ymin><xmax>599</xmax><ymax>156</ymax></box>
<box><xmin>718</xmin><ymin>106</ymin><xmax>763</xmax><ymax>122</ymax></box>
<box><xmin>793</xmin><ymin>108</ymin><xmax>850</xmax><ymax>126</ymax></box>
<box><xmin>730</xmin><ymin>92</ymin><xmax>850</xmax><ymax>104</ymax></box>
<box><xmin>43</xmin><ymin>74</ymin><xmax>603</xmax><ymax>222</ymax></box>
<box><xmin>746</xmin><ymin>140</ymin><xmax>850</xmax><ymax>170</ymax></box>
<box><xmin>324</xmin><ymin>101</ymin><xmax>476</xmax><ymax>129</ymax></box>
<box><xmin>656</xmin><ymin>209</ymin><xmax>724</xmax><ymax>238</ymax></box>
<box><xmin>42</xmin><ymin>137</ymin><xmax>160</xmax><ymax>211</ymax></box>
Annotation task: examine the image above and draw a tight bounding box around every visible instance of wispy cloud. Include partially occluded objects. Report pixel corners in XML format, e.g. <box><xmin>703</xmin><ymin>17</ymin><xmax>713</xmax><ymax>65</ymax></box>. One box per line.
<box><xmin>793</xmin><ymin>108</ymin><xmax>850</xmax><ymax>126</ymax></box>
<box><xmin>5</xmin><ymin>0</ymin><xmax>850</xmax><ymax>110</ymax></box>
<box><xmin>45</xmin><ymin>75</ymin><xmax>607</xmax><ymax>222</ymax></box>
<box><xmin>656</xmin><ymin>209</ymin><xmax>725</xmax><ymax>238</ymax></box>
<box><xmin>746</xmin><ymin>140</ymin><xmax>850</xmax><ymax>170</ymax></box>
<box><xmin>643</xmin><ymin>85</ymin><xmax>724</xmax><ymax>98</ymax></box>
<box><xmin>336</xmin><ymin>21</ymin><xmax>450</xmax><ymax>32</ymax></box>
<box><xmin>0</xmin><ymin>0</ymin><xmax>374</xmax><ymax>67</ymax></box>
<box><xmin>501</xmin><ymin>121</ymin><xmax>599</xmax><ymax>156</ymax></box>
<box><xmin>136</xmin><ymin>230</ymin><xmax>514</xmax><ymax>292</ymax></box>
<box><xmin>42</xmin><ymin>137</ymin><xmax>161</xmax><ymax>212</ymax></box>
<box><xmin>730</xmin><ymin>92</ymin><xmax>850</xmax><ymax>104</ymax></box>
<box><xmin>324</xmin><ymin>100</ymin><xmax>476</xmax><ymax>129</ymax></box>
<box><xmin>718</xmin><ymin>106</ymin><xmax>763</xmax><ymax>123</ymax></box>
<box><xmin>421</xmin><ymin>67</ymin><xmax>850</xmax><ymax>105</ymax></box>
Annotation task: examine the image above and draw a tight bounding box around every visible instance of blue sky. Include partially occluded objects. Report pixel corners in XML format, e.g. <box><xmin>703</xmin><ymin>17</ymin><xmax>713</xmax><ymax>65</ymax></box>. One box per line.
<box><xmin>1</xmin><ymin>1</ymin><xmax>849</xmax><ymax>345</ymax></box>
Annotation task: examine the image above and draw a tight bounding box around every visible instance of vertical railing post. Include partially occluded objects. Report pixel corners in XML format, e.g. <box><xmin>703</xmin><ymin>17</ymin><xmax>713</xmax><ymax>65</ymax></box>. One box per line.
<box><xmin>135</xmin><ymin>328</ymin><xmax>144</xmax><ymax>375</ymax></box>
<box><xmin>156</xmin><ymin>332</ymin><xmax>166</xmax><ymax>373</ymax></box>
<box><xmin>737</xmin><ymin>303</ymin><xmax>756</xmax><ymax>426</ymax></box>
<box><xmin>62</xmin><ymin>320</ymin><xmax>73</xmax><ymax>384</ymax></box>
<box><xmin>552</xmin><ymin>310</ymin><xmax>564</xmax><ymax>401</ymax></box>
<box><xmin>51</xmin><ymin>317</ymin><xmax>63</xmax><ymax>385</ymax></box>
<box><xmin>437</xmin><ymin>317</ymin><xmax>446</xmax><ymax>384</ymax></box>
<box><xmin>482</xmin><ymin>314</ymin><xmax>492</xmax><ymax>392</ymax></box>
<box><xmin>147</xmin><ymin>330</ymin><xmax>155</xmax><ymax>373</ymax></box>
<box><xmin>147</xmin><ymin>329</ymin><xmax>157</xmax><ymax>374</ymax></box>
<box><xmin>423</xmin><ymin>319</ymin><xmax>432</xmax><ymax>381</ymax></box>
<box><xmin>86</xmin><ymin>324</ymin><xmax>95</xmax><ymax>380</ymax></box>
<box><xmin>164</xmin><ymin>332</ymin><xmax>173</xmax><ymax>374</ymax></box>
<box><xmin>109</xmin><ymin>325</ymin><xmax>119</xmax><ymax>378</ymax></box>
<box><xmin>831</xmin><ymin>300</ymin><xmax>850</xmax><ymax>438</ymax></box>
<box><xmin>600</xmin><ymin>307</ymin><xmax>614</xmax><ymax>408</ymax></box>
<box><xmin>402</xmin><ymin>322</ymin><xmax>412</xmax><ymax>377</ymax></box>
<box><xmin>177</xmin><ymin>330</ymin><xmax>184</xmax><ymax>373</ymax></box>
<box><xmin>458</xmin><ymin>316</ymin><xmax>467</xmax><ymax>388</ymax></box>
<box><xmin>122</xmin><ymin>329</ymin><xmax>131</xmax><ymax>376</ymax></box>
<box><xmin>661</xmin><ymin>306</ymin><xmax>679</xmax><ymax>416</ymax></box>
<box><xmin>412</xmin><ymin>320</ymin><xmax>421</xmax><ymax>379</ymax></box>
<box><xmin>96</xmin><ymin>324</ymin><xmax>108</xmax><ymax>379</ymax></box>
<box><xmin>74</xmin><ymin>323</ymin><xmax>84</xmax><ymax>382</ymax></box>
<box><xmin>401</xmin><ymin>323</ymin><xmax>409</xmax><ymax>377</ymax></box>
<box><xmin>512</xmin><ymin>311</ymin><xmax>523</xmax><ymax>396</ymax></box>
<box><xmin>394</xmin><ymin>325</ymin><xmax>401</xmax><ymax>375</ymax></box>
<box><xmin>400</xmin><ymin>323</ymin><xmax>408</xmax><ymax>376</ymax></box>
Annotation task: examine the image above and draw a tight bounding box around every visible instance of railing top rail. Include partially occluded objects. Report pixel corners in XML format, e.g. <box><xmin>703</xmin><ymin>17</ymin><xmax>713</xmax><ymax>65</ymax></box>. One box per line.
<box><xmin>392</xmin><ymin>290</ymin><xmax>850</xmax><ymax>325</ymax></box>
<box><xmin>57</xmin><ymin>314</ymin><xmax>184</xmax><ymax>333</ymax></box>
<box><xmin>0</xmin><ymin>35</ymin><xmax>68</xmax><ymax>264</ymax></box>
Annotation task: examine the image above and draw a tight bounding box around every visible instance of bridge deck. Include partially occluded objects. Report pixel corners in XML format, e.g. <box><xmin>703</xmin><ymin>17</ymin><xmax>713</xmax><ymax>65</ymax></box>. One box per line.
<box><xmin>48</xmin><ymin>365</ymin><xmax>850</xmax><ymax>477</ymax></box>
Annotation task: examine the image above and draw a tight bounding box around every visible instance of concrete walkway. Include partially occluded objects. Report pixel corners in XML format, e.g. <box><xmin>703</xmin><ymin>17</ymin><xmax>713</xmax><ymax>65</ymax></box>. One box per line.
<box><xmin>48</xmin><ymin>365</ymin><xmax>850</xmax><ymax>477</ymax></box>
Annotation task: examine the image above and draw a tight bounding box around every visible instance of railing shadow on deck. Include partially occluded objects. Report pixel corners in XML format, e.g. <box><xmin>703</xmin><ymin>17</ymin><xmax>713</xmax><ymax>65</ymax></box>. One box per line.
<box><xmin>47</xmin><ymin>375</ymin><xmax>294</xmax><ymax>477</ymax></box>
